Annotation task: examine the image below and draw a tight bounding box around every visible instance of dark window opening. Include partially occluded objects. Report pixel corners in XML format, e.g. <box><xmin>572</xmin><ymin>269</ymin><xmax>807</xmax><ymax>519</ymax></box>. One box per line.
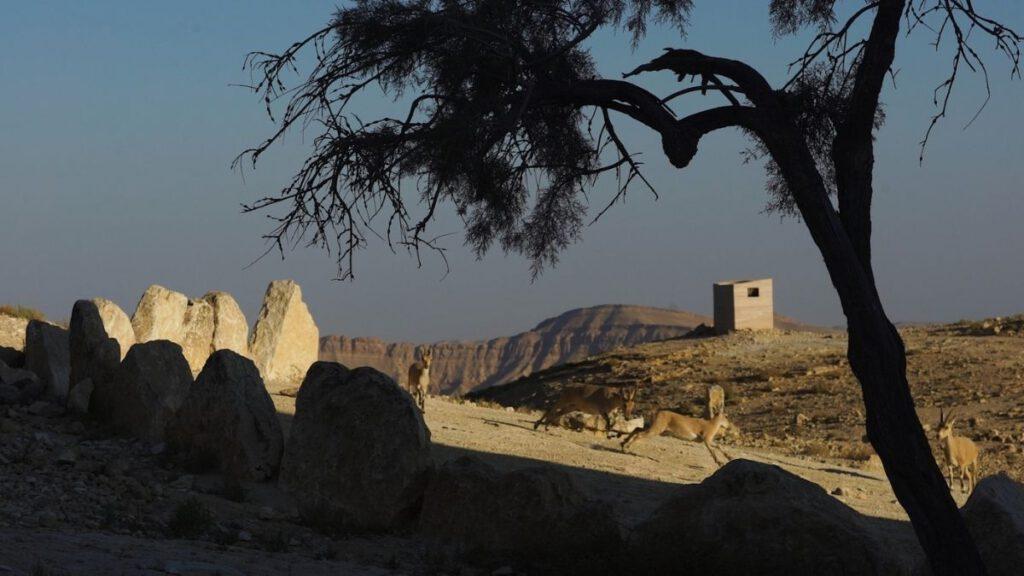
<box><xmin>747</xmin><ymin>287</ymin><xmax>760</xmax><ymax>297</ymax></box>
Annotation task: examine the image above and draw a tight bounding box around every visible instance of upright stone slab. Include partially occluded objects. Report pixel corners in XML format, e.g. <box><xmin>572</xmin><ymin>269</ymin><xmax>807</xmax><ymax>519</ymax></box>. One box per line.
<box><xmin>205</xmin><ymin>291</ymin><xmax>249</xmax><ymax>354</ymax></box>
<box><xmin>249</xmin><ymin>280</ymin><xmax>318</xmax><ymax>393</ymax></box>
<box><xmin>106</xmin><ymin>341</ymin><xmax>192</xmax><ymax>443</ymax></box>
<box><xmin>280</xmin><ymin>363</ymin><xmax>430</xmax><ymax>530</ymax></box>
<box><xmin>181</xmin><ymin>297</ymin><xmax>216</xmax><ymax>376</ymax></box>
<box><xmin>131</xmin><ymin>285</ymin><xmax>188</xmax><ymax>344</ymax></box>
<box><xmin>0</xmin><ymin>314</ymin><xmax>28</xmax><ymax>367</ymax></box>
<box><xmin>92</xmin><ymin>298</ymin><xmax>135</xmax><ymax>360</ymax></box>
<box><xmin>168</xmin><ymin>350</ymin><xmax>283</xmax><ymax>481</ymax></box>
<box><xmin>24</xmin><ymin>320</ymin><xmax>71</xmax><ymax>400</ymax></box>
<box><xmin>69</xmin><ymin>300</ymin><xmax>121</xmax><ymax>398</ymax></box>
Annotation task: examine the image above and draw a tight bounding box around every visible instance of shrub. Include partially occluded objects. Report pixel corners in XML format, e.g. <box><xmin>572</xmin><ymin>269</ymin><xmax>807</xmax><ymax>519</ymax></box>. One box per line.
<box><xmin>167</xmin><ymin>497</ymin><xmax>213</xmax><ymax>539</ymax></box>
<box><xmin>0</xmin><ymin>304</ymin><xmax>45</xmax><ymax>321</ymax></box>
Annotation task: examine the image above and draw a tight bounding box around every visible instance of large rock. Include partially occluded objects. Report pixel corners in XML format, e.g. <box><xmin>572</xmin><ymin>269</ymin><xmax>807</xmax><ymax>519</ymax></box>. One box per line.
<box><xmin>181</xmin><ymin>297</ymin><xmax>216</xmax><ymax>375</ymax></box>
<box><xmin>0</xmin><ymin>359</ymin><xmax>40</xmax><ymax>405</ymax></box>
<box><xmin>205</xmin><ymin>292</ymin><xmax>249</xmax><ymax>354</ymax></box>
<box><xmin>179</xmin><ymin>291</ymin><xmax>250</xmax><ymax>376</ymax></box>
<box><xmin>0</xmin><ymin>314</ymin><xmax>28</xmax><ymax>367</ymax></box>
<box><xmin>93</xmin><ymin>298</ymin><xmax>135</xmax><ymax>360</ymax></box>
<box><xmin>168</xmin><ymin>350</ymin><xmax>283</xmax><ymax>481</ymax></box>
<box><xmin>249</xmin><ymin>280</ymin><xmax>318</xmax><ymax>393</ymax></box>
<box><xmin>69</xmin><ymin>300</ymin><xmax>121</xmax><ymax>400</ymax></box>
<box><xmin>104</xmin><ymin>341</ymin><xmax>192</xmax><ymax>442</ymax></box>
<box><xmin>132</xmin><ymin>285</ymin><xmax>188</xmax><ymax>344</ymax></box>
<box><xmin>629</xmin><ymin>459</ymin><xmax>903</xmax><ymax>575</ymax></box>
<box><xmin>419</xmin><ymin>457</ymin><xmax>623</xmax><ymax>574</ymax></box>
<box><xmin>24</xmin><ymin>320</ymin><xmax>70</xmax><ymax>400</ymax></box>
<box><xmin>962</xmin><ymin>473</ymin><xmax>1024</xmax><ymax>576</ymax></box>
<box><xmin>280</xmin><ymin>363</ymin><xmax>430</xmax><ymax>530</ymax></box>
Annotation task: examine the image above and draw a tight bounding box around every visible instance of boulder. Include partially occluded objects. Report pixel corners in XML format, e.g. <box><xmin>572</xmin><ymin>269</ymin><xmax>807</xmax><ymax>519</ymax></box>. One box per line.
<box><xmin>419</xmin><ymin>457</ymin><xmax>623</xmax><ymax>574</ymax></box>
<box><xmin>69</xmin><ymin>300</ymin><xmax>121</xmax><ymax>398</ymax></box>
<box><xmin>181</xmin><ymin>297</ymin><xmax>216</xmax><ymax>375</ymax></box>
<box><xmin>168</xmin><ymin>350</ymin><xmax>283</xmax><ymax>481</ymax></box>
<box><xmin>279</xmin><ymin>363</ymin><xmax>430</xmax><ymax>530</ymax></box>
<box><xmin>67</xmin><ymin>377</ymin><xmax>94</xmax><ymax>415</ymax></box>
<box><xmin>0</xmin><ymin>359</ymin><xmax>38</xmax><ymax>389</ymax></box>
<box><xmin>24</xmin><ymin>320</ymin><xmax>70</xmax><ymax>400</ymax></box>
<box><xmin>249</xmin><ymin>280</ymin><xmax>318</xmax><ymax>393</ymax></box>
<box><xmin>104</xmin><ymin>341</ymin><xmax>192</xmax><ymax>442</ymax></box>
<box><xmin>204</xmin><ymin>292</ymin><xmax>249</xmax><ymax>356</ymax></box>
<box><xmin>629</xmin><ymin>459</ymin><xmax>903</xmax><ymax>575</ymax></box>
<box><xmin>962</xmin><ymin>473</ymin><xmax>1024</xmax><ymax>576</ymax></box>
<box><xmin>92</xmin><ymin>298</ymin><xmax>135</xmax><ymax>359</ymax></box>
<box><xmin>0</xmin><ymin>314</ymin><xmax>28</xmax><ymax>367</ymax></box>
<box><xmin>132</xmin><ymin>285</ymin><xmax>189</xmax><ymax>344</ymax></box>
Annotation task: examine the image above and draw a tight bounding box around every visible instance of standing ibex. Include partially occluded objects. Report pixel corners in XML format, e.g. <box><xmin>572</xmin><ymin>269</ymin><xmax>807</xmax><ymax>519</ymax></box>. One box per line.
<box><xmin>533</xmin><ymin>384</ymin><xmax>637</xmax><ymax>432</ymax></box>
<box><xmin>621</xmin><ymin>410</ymin><xmax>732</xmax><ymax>467</ymax></box>
<box><xmin>407</xmin><ymin>349</ymin><xmax>432</xmax><ymax>412</ymax></box>
<box><xmin>937</xmin><ymin>408</ymin><xmax>980</xmax><ymax>493</ymax></box>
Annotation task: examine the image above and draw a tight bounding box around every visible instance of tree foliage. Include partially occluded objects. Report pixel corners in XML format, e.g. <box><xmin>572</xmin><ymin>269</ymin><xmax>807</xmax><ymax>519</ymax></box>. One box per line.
<box><xmin>237</xmin><ymin>0</ymin><xmax>1018</xmax><ymax>279</ymax></box>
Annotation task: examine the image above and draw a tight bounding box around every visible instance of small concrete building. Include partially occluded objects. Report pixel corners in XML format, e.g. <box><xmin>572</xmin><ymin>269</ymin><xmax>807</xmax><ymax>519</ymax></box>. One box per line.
<box><xmin>713</xmin><ymin>278</ymin><xmax>774</xmax><ymax>334</ymax></box>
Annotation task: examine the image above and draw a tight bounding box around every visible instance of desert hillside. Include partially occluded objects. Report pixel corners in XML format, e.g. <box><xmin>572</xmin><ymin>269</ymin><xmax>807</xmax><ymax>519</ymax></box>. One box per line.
<box><xmin>320</xmin><ymin>304</ymin><xmax>816</xmax><ymax>395</ymax></box>
<box><xmin>470</xmin><ymin>315</ymin><xmax>1024</xmax><ymax>483</ymax></box>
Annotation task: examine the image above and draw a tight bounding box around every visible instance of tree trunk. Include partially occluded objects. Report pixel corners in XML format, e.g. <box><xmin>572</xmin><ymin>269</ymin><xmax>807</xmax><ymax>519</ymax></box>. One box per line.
<box><xmin>845</xmin><ymin>306</ymin><xmax>985</xmax><ymax>576</ymax></box>
<box><xmin>759</xmin><ymin>127</ymin><xmax>986</xmax><ymax>575</ymax></box>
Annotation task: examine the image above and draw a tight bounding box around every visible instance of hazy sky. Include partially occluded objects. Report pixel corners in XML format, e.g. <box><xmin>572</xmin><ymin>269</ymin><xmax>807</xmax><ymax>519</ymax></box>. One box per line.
<box><xmin>2</xmin><ymin>2</ymin><xmax>1022</xmax><ymax>342</ymax></box>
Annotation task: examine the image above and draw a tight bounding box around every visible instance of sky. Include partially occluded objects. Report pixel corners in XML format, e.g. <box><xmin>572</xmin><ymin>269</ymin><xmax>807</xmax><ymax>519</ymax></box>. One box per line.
<box><xmin>1</xmin><ymin>2</ymin><xmax>1022</xmax><ymax>343</ymax></box>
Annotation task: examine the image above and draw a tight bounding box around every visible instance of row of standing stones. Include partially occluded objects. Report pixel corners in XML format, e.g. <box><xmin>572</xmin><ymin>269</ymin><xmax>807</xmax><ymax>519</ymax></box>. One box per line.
<box><xmin>3</xmin><ymin>286</ymin><xmax>1024</xmax><ymax>574</ymax></box>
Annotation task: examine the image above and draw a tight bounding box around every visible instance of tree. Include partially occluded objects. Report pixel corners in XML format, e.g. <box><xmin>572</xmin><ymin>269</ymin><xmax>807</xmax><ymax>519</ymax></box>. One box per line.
<box><xmin>237</xmin><ymin>1</ymin><xmax>1021</xmax><ymax>573</ymax></box>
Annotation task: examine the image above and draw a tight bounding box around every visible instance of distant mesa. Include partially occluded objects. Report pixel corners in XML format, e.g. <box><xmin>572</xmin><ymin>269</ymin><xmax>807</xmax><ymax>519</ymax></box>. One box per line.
<box><xmin>320</xmin><ymin>303</ymin><xmax>818</xmax><ymax>396</ymax></box>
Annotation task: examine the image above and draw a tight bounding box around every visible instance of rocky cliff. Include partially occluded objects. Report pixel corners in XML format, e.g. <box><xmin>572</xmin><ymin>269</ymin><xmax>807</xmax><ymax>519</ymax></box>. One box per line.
<box><xmin>320</xmin><ymin>304</ymin><xmax>811</xmax><ymax>395</ymax></box>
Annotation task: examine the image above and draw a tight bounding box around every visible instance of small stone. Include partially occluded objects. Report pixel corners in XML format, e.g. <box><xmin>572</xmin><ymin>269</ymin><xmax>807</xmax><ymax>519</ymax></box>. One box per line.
<box><xmin>237</xmin><ymin>530</ymin><xmax>252</xmax><ymax>542</ymax></box>
<box><xmin>55</xmin><ymin>447</ymin><xmax>77</xmax><ymax>465</ymax></box>
<box><xmin>0</xmin><ymin>418</ymin><xmax>19</xmax><ymax>434</ymax></box>
<box><xmin>257</xmin><ymin>506</ymin><xmax>275</xmax><ymax>521</ymax></box>
<box><xmin>170</xmin><ymin>474</ymin><xmax>194</xmax><ymax>490</ymax></box>
<box><xmin>492</xmin><ymin>567</ymin><xmax>515</xmax><ymax>576</ymax></box>
<box><xmin>36</xmin><ymin>510</ymin><xmax>59</xmax><ymax>528</ymax></box>
<box><xmin>831</xmin><ymin>486</ymin><xmax>847</xmax><ymax>497</ymax></box>
<box><xmin>793</xmin><ymin>413</ymin><xmax>810</xmax><ymax>428</ymax></box>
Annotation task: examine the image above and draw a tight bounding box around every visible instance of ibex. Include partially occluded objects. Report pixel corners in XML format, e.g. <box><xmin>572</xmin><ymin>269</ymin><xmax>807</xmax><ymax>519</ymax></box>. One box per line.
<box><xmin>621</xmin><ymin>410</ymin><xmax>732</xmax><ymax>467</ymax></box>
<box><xmin>407</xmin><ymin>349</ymin><xmax>432</xmax><ymax>412</ymax></box>
<box><xmin>533</xmin><ymin>384</ymin><xmax>637</xmax><ymax>432</ymax></box>
<box><xmin>937</xmin><ymin>408</ymin><xmax>980</xmax><ymax>493</ymax></box>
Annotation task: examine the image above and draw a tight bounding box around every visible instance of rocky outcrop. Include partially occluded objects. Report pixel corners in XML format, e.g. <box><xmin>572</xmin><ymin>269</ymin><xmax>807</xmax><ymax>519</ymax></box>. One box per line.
<box><xmin>962</xmin><ymin>473</ymin><xmax>1024</xmax><ymax>576</ymax></box>
<box><xmin>0</xmin><ymin>314</ymin><xmax>28</xmax><ymax>367</ymax></box>
<box><xmin>419</xmin><ymin>456</ymin><xmax>623</xmax><ymax>574</ymax></box>
<box><xmin>24</xmin><ymin>321</ymin><xmax>70</xmax><ymax>400</ymax></box>
<box><xmin>280</xmin><ymin>363</ymin><xmax>430</xmax><ymax>530</ymax></box>
<box><xmin>250</xmin><ymin>280</ymin><xmax>318</xmax><ymax>393</ymax></box>
<box><xmin>69</xmin><ymin>300</ymin><xmax>121</xmax><ymax>400</ymax></box>
<box><xmin>132</xmin><ymin>286</ymin><xmax>249</xmax><ymax>376</ymax></box>
<box><xmin>168</xmin><ymin>350</ymin><xmax>283</xmax><ymax>481</ymax></box>
<box><xmin>104</xmin><ymin>341</ymin><xmax>192</xmax><ymax>443</ymax></box>
<box><xmin>92</xmin><ymin>298</ymin><xmax>135</xmax><ymax>360</ymax></box>
<box><xmin>629</xmin><ymin>459</ymin><xmax>903</xmax><ymax>575</ymax></box>
<box><xmin>320</xmin><ymin>305</ymin><xmax>716</xmax><ymax>395</ymax></box>
<box><xmin>132</xmin><ymin>285</ymin><xmax>189</xmax><ymax>344</ymax></box>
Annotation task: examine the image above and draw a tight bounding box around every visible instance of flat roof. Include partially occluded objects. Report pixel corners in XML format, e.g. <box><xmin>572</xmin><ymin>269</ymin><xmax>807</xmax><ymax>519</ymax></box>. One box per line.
<box><xmin>714</xmin><ymin>278</ymin><xmax>772</xmax><ymax>286</ymax></box>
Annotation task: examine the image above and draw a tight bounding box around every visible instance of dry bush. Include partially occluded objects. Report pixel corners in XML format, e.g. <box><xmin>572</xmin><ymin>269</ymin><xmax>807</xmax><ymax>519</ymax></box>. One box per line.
<box><xmin>0</xmin><ymin>304</ymin><xmax>45</xmax><ymax>321</ymax></box>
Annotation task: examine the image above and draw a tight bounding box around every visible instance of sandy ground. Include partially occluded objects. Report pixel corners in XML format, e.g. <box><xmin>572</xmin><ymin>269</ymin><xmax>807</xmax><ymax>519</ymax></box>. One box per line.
<box><xmin>4</xmin><ymin>393</ymin><xmax>944</xmax><ymax>574</ymax></box>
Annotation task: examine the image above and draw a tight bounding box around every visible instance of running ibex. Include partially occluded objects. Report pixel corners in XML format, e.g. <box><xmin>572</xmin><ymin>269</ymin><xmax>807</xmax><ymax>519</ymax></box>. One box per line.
<box><xmin>621</xmin><ymin>410</ymin><xmax>732</xmax><ymax>466</ymax></box>
<box><xmin>407</xmin><ymin>349</ymin><xmax>432</xmax><ymax>412</ymax></box>
<box><xmin>937</xmin><ymin>408</ymin><xmax>979</xmax><ymax>493</ymax></box>
<box><xmin>533</xmin><ymin>384</ymin><xmax>637</xmax><ymax>432</ymax></box>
